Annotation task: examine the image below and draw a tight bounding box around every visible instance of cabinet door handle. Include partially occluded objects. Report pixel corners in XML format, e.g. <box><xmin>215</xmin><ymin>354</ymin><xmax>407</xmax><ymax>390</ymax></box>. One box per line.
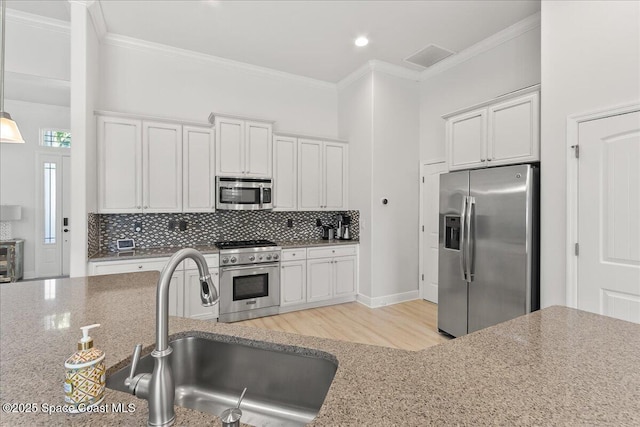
<box><xmin>144</xmin><ymin>205</ymin><xmax>148</xmax><ymax>209</ymax></box>
<box><xmin>136</xmin><ymin>206</ymin><xmax>141</xmax><ymax>209</ymax></box>
<box><xmin>138</xmin><ymin>265</ymin><xmax>143</xmax><ymax>269</ymax></box>
<box><xmin>487</xmin><ymin>158</ymin><xmax>492</xmax><ymax>161</ymax></box>
<box><xmin>480</xmin><ymin>158</ymin><xmax>486</xmax><ymax>162</ymax></box>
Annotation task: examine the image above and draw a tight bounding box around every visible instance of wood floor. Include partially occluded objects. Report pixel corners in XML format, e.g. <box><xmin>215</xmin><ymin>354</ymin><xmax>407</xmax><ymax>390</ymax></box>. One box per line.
<box><xmin>237</xmin><ymin>299</ymin><xmax>449</xmax><ymax>351</ymax></box>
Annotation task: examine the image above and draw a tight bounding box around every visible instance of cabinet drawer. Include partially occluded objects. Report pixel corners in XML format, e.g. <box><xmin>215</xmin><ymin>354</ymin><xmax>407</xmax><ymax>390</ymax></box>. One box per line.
<box><xmin>183</xmin><ymin>254</ymin><xmax>219</xmax><ymax>270</ymax></box>
<box><xmin>281</xmin><ymin>248</ymin><xmax>307</xmax><ymax>261</ymax></box>
<box><xmin>307</xmin><ymin>245</ymin><xmax>357</xmax><ymax>259</ymax></box>
<box><xmin>91</xmin><ymin>258</ymin><xmax>171</xmax><ymax>275</ymax></box>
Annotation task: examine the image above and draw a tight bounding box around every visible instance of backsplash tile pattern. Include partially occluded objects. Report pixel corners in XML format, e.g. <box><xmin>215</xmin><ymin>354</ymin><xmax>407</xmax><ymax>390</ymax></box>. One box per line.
<box><xmin>87</xmin><ymin>213</ymin><xmax>100</xmax><ymax>257</ymax></box>
<box><xmin>94</xmin><ymin>210</ymin><xmax>359</xmax><ymax>253</ymax></box>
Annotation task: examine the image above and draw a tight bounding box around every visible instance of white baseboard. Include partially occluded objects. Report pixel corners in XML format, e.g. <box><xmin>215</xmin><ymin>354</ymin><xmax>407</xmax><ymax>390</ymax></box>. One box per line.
<box><xmin>356</xmin><ymin>290</ymin><xmax>420</xmax><ymax>308</ymax></box>
<box><xmin>23</xmin><ymin>270</ymin><xmax>36</xmax><ymax>280</ymax></box>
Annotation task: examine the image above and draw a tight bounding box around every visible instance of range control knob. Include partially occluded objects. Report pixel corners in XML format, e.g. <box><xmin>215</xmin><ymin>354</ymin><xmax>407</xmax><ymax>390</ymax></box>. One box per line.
<box><xmin>273</xmin><ymin>254</ymin><xmax>279</xmax><ymax>260</ymax></box>
<box><xmin>266</xmin><ymin>254</ymin><xmax>272</xmax><ymax>261</ymax></box>
<box><xmin>230</xmin><ymin>257</ymin><xmax>237</xmax><ymax>263</ymax></box>
<box><xmin>222</xmin><ymin>257</ymin><xmax>229</xmax><ymax>264</ymax></box>
<box><xmin>249</xmin><ymin>255</ymin><xmax>256</xmax><ymax>262</ymax></box>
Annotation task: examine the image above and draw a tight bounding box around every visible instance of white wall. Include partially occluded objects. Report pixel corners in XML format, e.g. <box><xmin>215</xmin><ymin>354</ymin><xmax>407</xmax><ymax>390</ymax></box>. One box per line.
<box><xmin>339</xmin><ymin>73</ymin><xmax>373</xmax><ymax>297</ymax></box>
<box><xmin>338</xmin><ymin>68</ymin><xmax>420</xmax><ymax>304</ymax></box>
<box><xmin>540</xmin><ymin>1</ymin><xmax>640</xmax><ymax>307</ymax></box>
<box><xmin>100</xmin><ymin>39</ymin><xmax>338</xmax><ymax>137</ymax></box>
<box><xmin>0</xmin><ymin>100</ymin><xmax>70</xmax><ymax>279</ymax></box>
<box><xmin>419</xmin><ymin>26</ymin><xmax>541</xmax><ymax>162</ymax></box>
<box><xmin>69</xmin><ymin>2</ymin><xmax>100</xmax><ymax>277</ymax></box>
<box><xmin>0</xmin><ymin>12</ymin><xmax>71</xmax><ymax>279</ymax></box>
<box><xmin>371</xmin><ymin>72</ymin><xmax>420</xmax><ymax>299</ymax></box>
<box><xmin>4</xmin><ymin>11</ymin><xmax>70</xmax><ymax>106</ymax></box>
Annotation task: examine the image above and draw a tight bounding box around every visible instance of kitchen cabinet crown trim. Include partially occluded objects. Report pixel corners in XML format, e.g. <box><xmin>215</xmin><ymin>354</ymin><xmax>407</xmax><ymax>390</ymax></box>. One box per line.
<box><xmin>274</xmin><ymin>131</ymin><xmax>349</xmax><ymax>144</ymax></box>
<box><xmin>442</xmin><ymin>84</ymin><xmax>541</xmax><ymax>119</ymax></box>
<box><xmin>95</xmin><ymin>110</ymin><xmax>211</xmax><ymax>128</ymax></box>
<box><xmin>208</xmin><ymin>112</ymin><xmax>276</xmax><ymax>126</ymax></box>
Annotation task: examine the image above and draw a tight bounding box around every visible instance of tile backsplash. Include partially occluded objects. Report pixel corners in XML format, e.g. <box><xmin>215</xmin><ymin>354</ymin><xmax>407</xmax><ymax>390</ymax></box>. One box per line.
<box><xmin>92</xmin><ymin>210</ymin><xmax>359</xmax><ymax>253</ymax></box>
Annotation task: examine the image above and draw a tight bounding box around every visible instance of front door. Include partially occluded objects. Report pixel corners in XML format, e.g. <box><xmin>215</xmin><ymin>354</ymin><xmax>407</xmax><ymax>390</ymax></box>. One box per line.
<box><xmin>577</xmin><ymin>110</ymin><xmax>640</xmax><ymax>324</ymax></box>
<box><xmin>35</xmin><ymin>152</ymin><xmax>70</xmax><ymax>278</ymax></box>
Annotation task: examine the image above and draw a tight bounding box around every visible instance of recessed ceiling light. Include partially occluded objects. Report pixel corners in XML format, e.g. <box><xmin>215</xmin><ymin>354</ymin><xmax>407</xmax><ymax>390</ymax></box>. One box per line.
<box><xmin>355</xmin><ymin>37</ymin><xmax>369</xmax><ymax>47</ymax></box>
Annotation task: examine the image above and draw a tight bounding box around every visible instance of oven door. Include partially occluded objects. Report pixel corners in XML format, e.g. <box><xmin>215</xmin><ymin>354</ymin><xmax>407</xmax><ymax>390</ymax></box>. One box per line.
<box><xmin>216</xmin><ymin>177</ymin><xmax>273</xmax><ymax>210</ymax></box>
<box><xmin>219</xmin><ymin>263</ymin><xmax>280</xmax><ymax>319</ymax></box>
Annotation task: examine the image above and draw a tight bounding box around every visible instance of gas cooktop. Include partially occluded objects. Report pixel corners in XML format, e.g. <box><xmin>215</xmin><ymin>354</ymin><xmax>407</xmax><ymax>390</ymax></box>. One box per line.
<box><xmin>215</xmin><ymin>239</ymin><xmax>278</xmax><ymax>250</ymax></box>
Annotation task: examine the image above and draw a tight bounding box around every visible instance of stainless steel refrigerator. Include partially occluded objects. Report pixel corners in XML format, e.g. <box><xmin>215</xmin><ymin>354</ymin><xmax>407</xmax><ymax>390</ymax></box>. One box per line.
<box><xmin>438</xmin><ymin>164</ymin><xmax>539</xmax><ymax>337</ymax></box>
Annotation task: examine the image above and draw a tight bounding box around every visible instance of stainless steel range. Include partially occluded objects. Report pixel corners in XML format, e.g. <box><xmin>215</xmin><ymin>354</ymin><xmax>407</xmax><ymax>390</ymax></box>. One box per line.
<box><xmin>216</xmin><ymin>240</ymin><xmax>281</xmax><ymax>323</ymax></box>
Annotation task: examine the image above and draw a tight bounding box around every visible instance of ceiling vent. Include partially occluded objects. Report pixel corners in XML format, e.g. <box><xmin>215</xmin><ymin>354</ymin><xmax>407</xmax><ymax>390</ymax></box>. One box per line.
<box><xmin>404</xmin><ymin>44</ymin><xmax>455</xmax><ymax>69</ymax></box>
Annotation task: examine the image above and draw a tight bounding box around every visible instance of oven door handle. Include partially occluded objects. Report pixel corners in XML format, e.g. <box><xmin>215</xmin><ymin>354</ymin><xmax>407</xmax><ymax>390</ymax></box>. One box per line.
<box><xmin>220</xmin><ymin>262</ymin><xmax>280</xmax><ymax>272</ymax></box>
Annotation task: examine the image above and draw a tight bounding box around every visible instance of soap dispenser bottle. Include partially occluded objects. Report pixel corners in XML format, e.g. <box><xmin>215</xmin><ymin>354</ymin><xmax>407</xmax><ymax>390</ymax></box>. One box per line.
<box><xmin>64</xmin><ymin>324</ymin><xmax>106</xmax><ymax>412</ymax></box>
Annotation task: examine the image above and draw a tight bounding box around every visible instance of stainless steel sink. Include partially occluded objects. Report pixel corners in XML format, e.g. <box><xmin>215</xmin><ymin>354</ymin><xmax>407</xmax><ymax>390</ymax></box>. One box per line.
<box><xmin>107</xmin><ymin>334</ymin><xmax>338</xmax><ymax>426</ymax></box>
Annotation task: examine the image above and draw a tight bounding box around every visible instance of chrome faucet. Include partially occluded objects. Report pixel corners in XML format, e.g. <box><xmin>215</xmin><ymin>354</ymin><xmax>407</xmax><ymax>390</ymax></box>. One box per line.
<box><xmin>125</xmin><ymin>248</ymin><xmax>219</xmax><ymax>426</ymax></box>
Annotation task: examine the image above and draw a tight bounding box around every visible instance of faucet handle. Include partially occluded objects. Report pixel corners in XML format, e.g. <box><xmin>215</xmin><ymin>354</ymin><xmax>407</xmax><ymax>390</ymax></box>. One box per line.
<box><xmin>124</xmin><ymin>344</ymin><xmax>142</xmax><ymax>390</ymax></box>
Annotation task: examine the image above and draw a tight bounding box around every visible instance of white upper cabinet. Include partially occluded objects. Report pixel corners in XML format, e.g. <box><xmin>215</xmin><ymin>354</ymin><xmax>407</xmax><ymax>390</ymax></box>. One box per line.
<box><xmin>215</xmin><ymin>116</ymin><xmax>272</xmax><ymax>178</ymax></box>
<box><xmin>445</xmin><ymin>86</ymin><xmax>540</xmax><ymax>171</ymax></box>
<box><xmin>273</xmin><ymin>135</ymin><xmax>298</xmax><ymax>210</ymax></box>
<box><xmin>245</xmin><ymin>121</ymin><xmax>272</xmax><ymax>177</ymax></box>
<box><xmin>143</xmin><ymin>121</ymin><xmax>183</xmax><ymax>213</ymax></box>
<box><xmin>487</xmin><ymin>92</ymin><xmax>540</xmax><ymax>167</ymax></box>
<box><xmin>98</xmin><ymin>116</ymin><xmax>143</xmax><ymax>213</ymax></box>
<box><xmin>298</xmin><ymin>138</ymin><xmax>348</xmax><ymax>211</ymax></box>
<box><xmin>183</xmin><ymin>126</ymin><xmax>215</xmax><ymax>212</ymax></box>
<box><xmin>447</xmin><ymin>109</ymin><xmax>487</xmax><ymax>170</ymax></box>
<box><xmin>98</xmin><ymin>113</ymin><xmax>218</xmax><ymax>214</ymax></box>
<box><xmin>298</xmin><ymin>139</ymin><xmax>323</xmax><ymax>210</ymax></box>
<box><xmin>323</xmin><ymin>142</ymin><xmax>347</xmax><ymax>210</ymax></box>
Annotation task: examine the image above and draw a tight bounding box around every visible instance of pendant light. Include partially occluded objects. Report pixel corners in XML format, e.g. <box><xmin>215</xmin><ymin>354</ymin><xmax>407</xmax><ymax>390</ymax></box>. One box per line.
<box><xmin>0</xmin><ymin>0</ymin><xmax>24</xmax><ymax>144</ymax></box>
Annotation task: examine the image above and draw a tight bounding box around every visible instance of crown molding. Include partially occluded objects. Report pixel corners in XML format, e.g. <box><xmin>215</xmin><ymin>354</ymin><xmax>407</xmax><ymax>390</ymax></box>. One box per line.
<box><xmin>5</xmin><ymin>9</ymin><xmax>70</xmax><ymax>35</ymax></box>
<box><xmin>420</xmin><ymin>12</ymin><xmax>541</xmax><ymax>81</ymax></box>
<box><xmin>337</xmin><ymin>60</ymin><xmax>421</xmax><ymax>90</ymax></box>
<box><xmin>369</xmin><ymin>60</ymin><xmax>421</xmax><ymax>81</ymax></box>
<box><xmin>87</xmin><ymin>1</ymin><xmax>107</xmax><ymax>39</ymax></box>
<box><xmin>102</xmin><ymin>33</ymin><xmax>336</xmax><ymax>90</ymax></box>
<box><xmin>336</xmin><ymin>62</ymin><xmax>372</xmax><ymax>91</ymax></box>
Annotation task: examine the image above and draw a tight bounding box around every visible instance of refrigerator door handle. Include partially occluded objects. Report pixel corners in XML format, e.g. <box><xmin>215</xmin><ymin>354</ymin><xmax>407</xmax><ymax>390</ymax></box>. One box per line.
<box><xmin>466</xmin><ymin>196</ymin><xmax>475</xmax><ymax>282</ymax></box>
<box><xmin>459</xmin><ymin>196</ymin><xmax>468</xmax><ymax>282</ymax></box>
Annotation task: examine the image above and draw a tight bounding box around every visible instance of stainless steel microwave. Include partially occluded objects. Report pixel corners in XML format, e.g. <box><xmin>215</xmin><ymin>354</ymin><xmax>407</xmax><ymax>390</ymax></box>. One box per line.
<box><xmin>216</xmin><ymin>177</ymin><xmax>273</xmax><ymax>210</ymax></box>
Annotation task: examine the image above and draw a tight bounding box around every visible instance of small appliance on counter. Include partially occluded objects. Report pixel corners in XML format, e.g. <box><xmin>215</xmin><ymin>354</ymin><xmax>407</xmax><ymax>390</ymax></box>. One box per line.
<box><xmin>321</xmin><ymin>225</ymin><xmax>334</xmax><ymax>240</ymax></box>
<box><xmin>341</xmin><ymin>215</ymin><xmax>352</xmax><ymax>240</ymax></box>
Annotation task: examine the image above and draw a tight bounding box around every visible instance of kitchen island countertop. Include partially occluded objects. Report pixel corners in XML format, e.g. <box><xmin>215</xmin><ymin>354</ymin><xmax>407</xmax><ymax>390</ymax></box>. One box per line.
<box><xmin>1</xmin><ymin>273</ymin><xmax>639</xmax><ymax>426</ymax></box>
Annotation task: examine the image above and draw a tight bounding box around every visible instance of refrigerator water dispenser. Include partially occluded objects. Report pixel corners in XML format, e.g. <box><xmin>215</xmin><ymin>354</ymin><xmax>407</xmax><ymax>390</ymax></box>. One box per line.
<box><xmin>444</xmin><ymin>216</ymin><xmax>461</xmax><ymax>250</ymax></box>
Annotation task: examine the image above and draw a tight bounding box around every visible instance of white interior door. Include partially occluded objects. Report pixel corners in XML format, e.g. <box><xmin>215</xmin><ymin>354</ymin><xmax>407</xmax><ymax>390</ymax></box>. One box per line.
<box><xmin>420</xmin><ymin>161</ymin><xmax>447</xmax><ymax>303</ymax></box>
<box><xmin>35</xmin><ymin>152</ymin><xmax>70</xmax><ymax>278</ymax></box>
<box><xmin>577</xmin><ymin>110</ymin><xmax>640</xmax><ymax>324</ymax></box>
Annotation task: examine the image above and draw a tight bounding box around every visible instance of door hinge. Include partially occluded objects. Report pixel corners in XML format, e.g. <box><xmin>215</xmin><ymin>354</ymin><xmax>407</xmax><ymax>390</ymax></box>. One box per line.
<box><xmin>422</xmin><ymin>225</ymin><xmax>424</xmax><ymax>232</ymax></box>
<box><xmin>572</xmin><ymin>145</ymin><xmax>580</xmax><ymax>159</ymax></box>
<box><xmin>422</xmin><ymin>176</ymin><xmax>425</xmax><ymax>183</ymax></box>
<box><xmin>421</xmin><ymin>274</ymin><xmax>424</xmax><ymax>281</ymax></box>
<box><xmin>574</xmin><ymin>242</ymin><xmax>579</xmax><ymax>256</ymax></box>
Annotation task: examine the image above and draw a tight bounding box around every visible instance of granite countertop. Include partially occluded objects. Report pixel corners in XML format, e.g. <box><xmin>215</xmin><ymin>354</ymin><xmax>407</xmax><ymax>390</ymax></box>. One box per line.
<box><xmin>1</xmin><ymin>273</ymin><xmax>639</xmax><ymax>426</ymax></box>
<box><xmin>89</xmin><ymin>240</ymin><xmax>359</xmax><ymax>262</ymax></box>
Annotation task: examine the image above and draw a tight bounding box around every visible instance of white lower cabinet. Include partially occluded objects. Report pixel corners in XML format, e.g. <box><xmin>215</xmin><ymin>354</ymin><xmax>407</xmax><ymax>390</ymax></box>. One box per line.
<box><xmin>184</xmin><ymin>268</ymin><xmax>219</xmax><ymax>320</ymax></box>
<box><xmin>88</xmin><ymin>255</ymin><xmax>219</xmax><ymax>320</ymax></box>
<box><xmin>280</xmin><ymin>245</ymin><xmax>357</xmax><ymax>312</ymax></box>
<box><xmin>306</xmin><ymin>258</ymin><xmax>333</xmax><ymax>302</ymax></box>
<box><xmin>280</xmin><ymin>260</ymin><xmax>307</xmax><ymax>307</ymax></box>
